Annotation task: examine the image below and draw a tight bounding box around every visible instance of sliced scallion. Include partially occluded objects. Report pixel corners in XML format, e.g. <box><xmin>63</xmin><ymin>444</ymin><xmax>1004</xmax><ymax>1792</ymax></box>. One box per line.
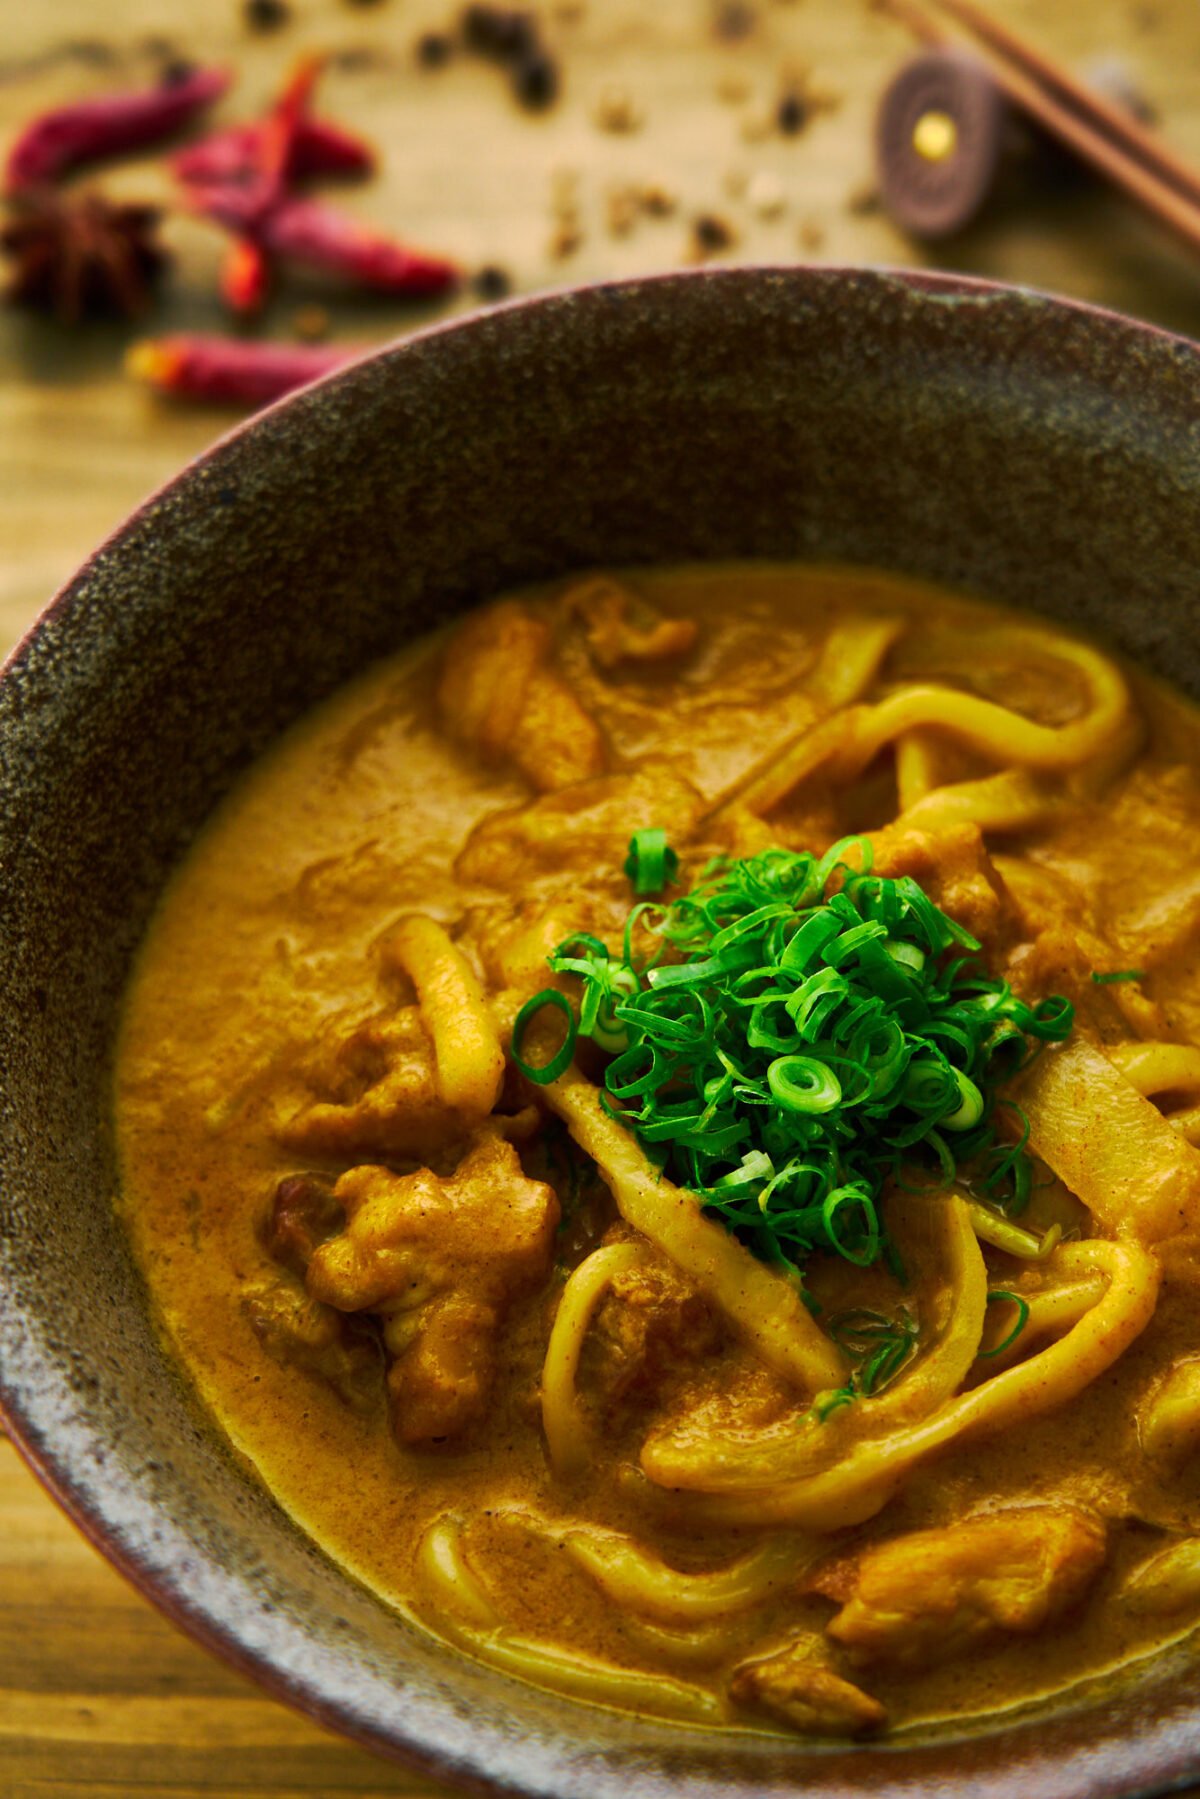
<box><xmin>511</xmin><ymin>987</ymin><xmax>577</xmax><ymax>1086</ymax></box>
<box><xmin>978</xmin><ymin>1289</ymin><xmax>1031</xmax><ymax>1358</ymax></box>
<box><xmin>623</xmin><ymin>828</ymin><xmax>680</xmax><ymax>897</ymax></box>
<box><xmin>540</xmin><ymin>837</ymin><xmax>1073</xmax><ymax>1287</ymax></box>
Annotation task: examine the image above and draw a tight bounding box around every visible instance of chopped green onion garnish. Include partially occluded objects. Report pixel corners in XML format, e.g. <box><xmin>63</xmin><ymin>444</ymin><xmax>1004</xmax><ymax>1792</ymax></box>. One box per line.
<box><xmin>623</xmin><ymin>828</ymin><xmax>680</xmax><ymax>897</ymax></box>
<box><xmin>978</xmin><ymin>1289</ymin><xmax>1031</xmax><ymax>1358</ymax></box>
<box><xmin>767</xmin><ymin>1055</ymin><xmax>843</xmax><ymax>1115</ymax></box>
<box><xmin>1091</xmin><ymin>969</ymin><xmax>1145</xmax><ymax>985</ymax></box>
<box><xmin>544</xmin><ymin>839</ymin><xmax>1073</xmax><ymax>1278</ymax></box>
<box><xmin>814</xmin><ymin>1387</ymin><xmax>856</xmax><ymax>1421</ymax></box>
<box><xmin>512</xmin><ymin>988</ymin><xmax>577</xmax><ymax>1086</ymax></box>
<box><xmin>814</xmin><ymin>1306</ymin><xmax>919</xmax><ymax>1418</ymax></box>
<box><xmin>943</xmin><ymin>1069</ymin><xmax>985</xmax><ymax>1131</ymax></box>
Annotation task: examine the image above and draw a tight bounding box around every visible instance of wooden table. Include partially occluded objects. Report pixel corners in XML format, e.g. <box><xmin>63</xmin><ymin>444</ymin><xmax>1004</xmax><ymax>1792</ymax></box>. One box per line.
<box><xmin>4</xmin><ymin>0</ymin><xmax>1200</xmax><ymax>1789</ymax></box>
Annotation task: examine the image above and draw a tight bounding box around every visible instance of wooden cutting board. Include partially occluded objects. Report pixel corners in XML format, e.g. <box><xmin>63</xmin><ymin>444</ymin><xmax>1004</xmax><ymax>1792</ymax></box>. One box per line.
<box><xmin>4</xmin><ymin>0</ymin><xmax>1200</xmax><ymax>1790</ymax></box>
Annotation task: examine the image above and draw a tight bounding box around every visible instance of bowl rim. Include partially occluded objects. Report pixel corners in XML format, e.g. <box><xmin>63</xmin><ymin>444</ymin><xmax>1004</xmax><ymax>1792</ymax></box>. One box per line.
<box><xmin>4</xmin><ymin>261</ymin><xmax>1200</xmax><ymax>1797</ymax></box>
<box><xmin>2</xmin><ymin>259</ymin><xmax>1193</xmax><ymax>696</ymax></box>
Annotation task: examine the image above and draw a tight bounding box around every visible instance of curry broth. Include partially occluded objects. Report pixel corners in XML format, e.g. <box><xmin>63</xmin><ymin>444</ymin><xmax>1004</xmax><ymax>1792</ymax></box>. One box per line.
<box><xmin>115</xmin><ymin>565</ymin><xmax>1200</xmax><ymax>1734</ymax></box>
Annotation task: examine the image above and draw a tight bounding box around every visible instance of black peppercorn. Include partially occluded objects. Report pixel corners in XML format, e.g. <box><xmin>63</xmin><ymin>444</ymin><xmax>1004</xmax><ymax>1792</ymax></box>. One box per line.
<box><xmin>714</xmin><ymin>0</ymin><xmax>756</xmax><ymax>43</ymax></box>
<box><xmin>415</xmin><ymin>29</ymin><xmax>456</xmax><ymax>67</ymax></box>
<box><xmin>473</xmin><ymin>263</ymin><xmax>513</xmax><ymax>300</ymax></box>
<box><xmin>501</xmin><ymin>10</ymin><xmax>539</xmax><ymax>57</ymax></box>
<box><xmin>513</xmin><ymin>47</ymin><xmax>559</xmax><ymax>109</ymax></box>
<box><xmin>692</xmin><ymin>211</ymin><xmax>734</xmax><ymax>254</ymax></box>
<box><xmin>462</xmin><ymin>5</ymin><xmax>537</xmax><ymax>59</ymax></box>
<box><xmin>244</xmin><ymin>0</ymin><xmax>291</xmax><ymax>29</ymax></box>
<box><xmin>461</xmin><ymin>3</ymin><xmax>497</xmax><ymax>48</ymax></box>
<box><xmin>159</xmin><ymin>57</ymin><xmax>199</xmax><ymax>85</ymax></box>
<box><xmin>776</xmin><ymin>89</ymin><xmax>808</xmax><ymax>135</ymax></box>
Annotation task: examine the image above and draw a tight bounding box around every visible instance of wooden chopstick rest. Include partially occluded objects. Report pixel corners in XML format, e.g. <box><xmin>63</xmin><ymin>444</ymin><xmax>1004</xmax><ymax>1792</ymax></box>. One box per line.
<box><xmin>875</xmin><ymin>48</ymin><xmax>1014</xmax><ymax>239</ymax></box>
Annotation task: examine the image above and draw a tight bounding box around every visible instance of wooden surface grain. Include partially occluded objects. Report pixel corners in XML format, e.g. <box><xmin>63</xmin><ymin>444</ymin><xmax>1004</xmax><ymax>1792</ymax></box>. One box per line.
<box><xmin>4</xmin><ymin>0</ymin><xmax>1200</xmax><ymax>1790</ymax></box>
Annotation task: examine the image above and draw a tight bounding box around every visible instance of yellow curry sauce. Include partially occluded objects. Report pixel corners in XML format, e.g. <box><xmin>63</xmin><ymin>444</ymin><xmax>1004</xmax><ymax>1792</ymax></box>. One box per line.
<box><xmin>114</xmin><ymin>566</ymin><xmax>1200</xmax><ymax>1736</ymax></box>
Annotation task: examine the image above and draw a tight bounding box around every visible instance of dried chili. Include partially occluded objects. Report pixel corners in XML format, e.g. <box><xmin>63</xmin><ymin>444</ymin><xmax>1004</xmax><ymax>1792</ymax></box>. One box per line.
<box><xmin>173</xmin><ymin>54</ymin><xmax>373</xmax><ymax>196</ymax></box>
<box><xmin>192</xmin><ymin>188</ymin><xmax>460</xmax><ymax>297</ymax></box>
<box><xmin>249</xmin><ymin>53</ymin><xmax>325</xmax><ymax>211</ymax></box>
<box><xmin>220</xmin><ymin>236</ymin><xmax>272</xmax><ymax>312</ymax></box>
<box><xmin>5</xmin><ymin>65</ymin><xmax>230</xmax><ymax>193</ymax></box>
<box><xmin>170</xmin><ymin>54</ymin><xmax>428</xmax><ymax>308</ymax></box>
<box><xmin>126</xmin><ymin>333</ymin><xmax>352</xmax><ymax>405</ymax></box>
<box><xmin>205</xmin><ymin>52</ymin><xmax>321</xmax><ymax>308</ymax></box>
<box><xmin>170</xmin><ymin>115</ymin><xmax>374</xmax><ymax>188</ymax></box>
<box><xmin>260</xmin><ymin>197</ymin><xmax>460</xmax><ymax>294</ymax></box>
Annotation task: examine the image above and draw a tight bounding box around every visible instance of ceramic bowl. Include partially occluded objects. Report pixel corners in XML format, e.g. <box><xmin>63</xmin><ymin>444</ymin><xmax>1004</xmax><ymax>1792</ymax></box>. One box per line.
<box><xmin>4</xmin><ymin>267</ymin><xmax>1200</xmax><ymax>1799</ymax></box>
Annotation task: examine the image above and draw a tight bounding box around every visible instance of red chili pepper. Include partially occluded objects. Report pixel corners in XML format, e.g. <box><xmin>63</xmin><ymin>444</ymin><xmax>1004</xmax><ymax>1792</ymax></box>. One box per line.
<box><xmin>171</xmin><ymin>55</ymin><xmax>373</xmax><ymax>200</ymax></box>
<box><xmin>170</xmin><ymin>116</ymin><xmax>374</xmax><ymax>188</ymax></box>
<box><xmin>253</xmin><ymin>53</ymin><xmax>324</xmax><ymax>213</ymax></box>
<box><xmin>220</xmin><ymin>236</ymin><xmax>272</xmax><ymax>313</ymax></box>
<box><xmin>125</xmin><ymin>333</ymin><xmax>352</xmax><ymax>405</ymax></box>
<box><xmin>5</xmin><ymin>66</ymin><xmax>231</xmax><ymax>193</ymax></box>
<box><xmin>192</xmin><ymin>189</ymin><xmax>459</xmax><ymax>296</ymax></box>
<box><xmin>263</xmin><ymin>197</ymin><xmax>460</xmax><ymax>294</ymax></box>
<box><xmin>173</xmin><ymin>54</ymin><xmax>455</xmax><ymax>306</ymax></box>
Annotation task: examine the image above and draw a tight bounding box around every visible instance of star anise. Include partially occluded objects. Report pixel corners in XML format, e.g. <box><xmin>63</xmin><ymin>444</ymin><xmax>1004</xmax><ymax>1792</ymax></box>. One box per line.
<box><xmin>2</xmin><ymin>189</ymin><xmax>169</xmax><ymax>323</ymax></box>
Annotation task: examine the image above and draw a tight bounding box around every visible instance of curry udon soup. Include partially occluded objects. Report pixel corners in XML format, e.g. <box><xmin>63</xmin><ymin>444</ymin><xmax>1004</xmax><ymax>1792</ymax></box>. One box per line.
<box><xmin>116</xmin><ymin>566</ymin><xmax>1200</xmax><ymax>1738</ymax></box>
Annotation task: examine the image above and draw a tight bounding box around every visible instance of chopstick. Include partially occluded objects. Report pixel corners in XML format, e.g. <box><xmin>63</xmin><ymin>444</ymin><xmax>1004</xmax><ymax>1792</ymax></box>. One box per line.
<box><xmin>876</xmin><ymin>0</ymin><xmax>948</xmax><ymax>52</ymax></box>
<box><xmin>875</xmin><ymin>0</ymin><xmax>1200</xmax><ymax>259</ymax></box>
<box><xmin>928</xmin><ymin>0</ymin><xmax>1200</xmax><ymax>210</ymax></box>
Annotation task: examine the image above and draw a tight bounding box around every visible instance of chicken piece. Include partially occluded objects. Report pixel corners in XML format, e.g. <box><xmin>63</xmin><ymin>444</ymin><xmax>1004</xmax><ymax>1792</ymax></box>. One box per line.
<box><xmin>1139</xmin><ymin>1356</ymin><xmax>1200</xmax><ymax>1464</ymax></box>
<box><xmin>278</xmin><ymin>1004</ymin><xmax>465</xmax><ymax>1163</ymax></box>
<box><xmin>1006</xmin><ymin>922</ymin><xmax>1173</xmax><ymax>1046</ymax></box>
<box><xmin>994</xmin><ymin>856</ymin><xmax>1088</xmax><ymax>943</ymax></box>
<box><xmin>562</xmin><ymin>575</ymin><xmax>699</xmax><ymax>670</ymax></box>
<box><xmin>382</xmin><ymin>1288</ymin><xmax>504</xmax><ymax>1442</ymax></box>
<box><xmin>1122</xmin><ymin>1539</ymin><xmax>1200</xmax><ymax>1616</ymax></box>
<box><xmin>517</xmin><ymin>666</ymin><xmax>607</xmax><ymax>793</ymax></box>
<box><xmin>1068</xmin><ymin>761</ymin><xmax>1200</xmax><ymax>974</ymax></box>
<box><xmin>582</xmin><ymin>1239</ymin><xmax>723</xmax><ymax>1420</ymax></box>
<box><xmin>281</xmin><ymin>914</ymin><xmax>507</xmax><ymax>1163</ymax></box>
<box><xmin>729</xmin><ymin>1639</ymin><xmax>886</xmax><ymax>1737</ymax></box>
<box><xmin>242</xmin><ymin>1273</ymin><xmax>381</xmax><ymax>1411</ymax></box>
<box><xmin>307</xmin><ymin>1135</ymin><xmax>559</xmax><ymax>1442</ymax></box>
<box><xmin>703</xmin><ymin>802</ymin><xmax>785</xmax><ymax>863</ymax></box>
<box><xmin>812</xmin><ymin>1506</ymin><xmax>1107</xmax><ymax>1668</ymax></box>
<box><xmin>995</xmin><ymin>856</ymin><xmax>1170</xmax><ymax>1042</ymax></box>
<box><xmin>869</xmin><ymin>822</ymin><xmax>1012</xmax><ymax>954</ymax></box>
<box><xmin>437</xmin><ymin>599</ymin><xmax>606</xmax><ymax>792</ymax></box>
<box><xmin>455</xmin><ymin>765</ymin><xmax>705</xmax><ymax>890</ymax></box>
<box><xmin>263</xmin><ymin>1172</ymin><xmax>343</xmax><ymax>1277</ymax></box>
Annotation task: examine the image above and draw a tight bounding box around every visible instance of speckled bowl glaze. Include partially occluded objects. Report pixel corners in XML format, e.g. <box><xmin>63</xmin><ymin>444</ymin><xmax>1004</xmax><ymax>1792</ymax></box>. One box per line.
<box><xmin>4</xmin><ymin>267</ymin><xmax>1200</xmax><ymax>1798</ymax></box>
